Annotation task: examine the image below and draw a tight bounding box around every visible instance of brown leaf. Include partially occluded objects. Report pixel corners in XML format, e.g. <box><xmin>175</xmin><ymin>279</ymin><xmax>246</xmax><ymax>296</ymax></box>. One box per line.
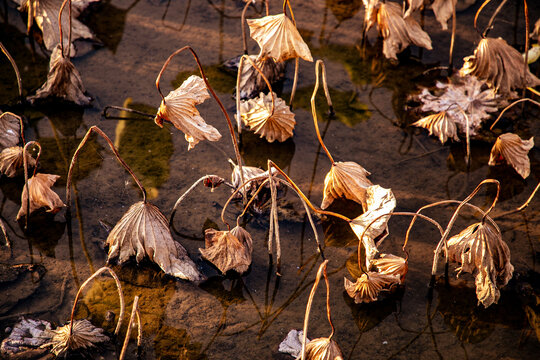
<box><xmin>460</xmin><ymin>37</ymin><xmax>540</xmax><ymax>95</ymax></box>
<box><xmin>240</xmin><ymin>92</ymin><xmax>296</xmax><ymax>142</ymax></box>
<box><xmin>372</xmin><ymin>254</ymin><xmax>408</xmax><ymax>282</ymax></box>
<box><xmin>431</xmin><ymin>0</ymin><xmax>457</xmax><ymax>30</ymax></box>
<box><xmin>403</xmin><ymin>0</ymin><xmax>424</xmax><ymax>18</ymax></box>
<box><xmin>412</xmin><ymin>111</ymin><xmax>459</xmax><ymax>144</ymax></box>
<box><xmin>106</xmin><ymin>201</ymin><xmax>205</xmax><ymax>281</ymax></box>
<box><xmin>28</xmin><ymin>45</ymin><xmax>91</xmax><ymax>105</ymax></box>
<box><xmin>488</xmin><ymin>133</ymin><xmax>534</xmax><ymax>179</ymax></box>
<box><xmin>247</xmin><ymin>13</ymin><xmax>313</xmax><ymax>62</ymax></box>
<box><xmin>445</xmin><ymin>221</ymin><xmax>514</xmax><ymax>307</ymax></box>
<box><xmin>229</xmin><ymin>160</ymin><xmax>274</xmax><ymax>197</ymax></box>
<box><xmin>0</xmin><ymin>146</ymin><xmax>36</xmax><ymax>178</ymax></box>
<box><xmin>154</xmin><ymin>75</ymin><xmax>221</xmax><ymax>150</ymax></box>
<box><xmin>344</xmin><ymin>272</ymin><xmax>400</xmax><ymax>304</ymax></box>
<box><xmin>0</xmin><ymin>112</ymin><xmax>21</xmax><ymax>150</ymax></box>
<box><xmin>304</xmin><ymin>337</ymin><xmax>344</xmax><ymax>360</ymax></box>
<box><xmin>321</xmin><ymin>161</ymin><xmax>372</xmax><ymax>210</ymax></box>
<box><xmin>200</xmin><ymin>226</ymin><xmax>253</xmax><ymax>274</ymax></box>
<box><xmin>17</xmin><ymin>173</ymin><xmax>64</xmax><ymax>220</ymax></box>
<box><xmin>239</xmin><ymin>55</ymin><xmax>285</xmax><ymax>99</ymax></box>
<box><xmin>43</xmin><ymin>319</ymin><xmax>109</xmax><ymax>357</ymax></box>
<box><xmin>532</xmin><ymin>18</ymin><xmax>540</xmax><ymax>43</ymax></box>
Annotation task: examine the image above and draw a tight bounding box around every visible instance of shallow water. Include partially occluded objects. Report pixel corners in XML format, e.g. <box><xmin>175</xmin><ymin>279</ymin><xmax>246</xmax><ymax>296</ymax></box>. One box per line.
<box><xmin>1</xmin><ymin>0</ymin><xmax>540</xmax><ymax>359</ymax></box>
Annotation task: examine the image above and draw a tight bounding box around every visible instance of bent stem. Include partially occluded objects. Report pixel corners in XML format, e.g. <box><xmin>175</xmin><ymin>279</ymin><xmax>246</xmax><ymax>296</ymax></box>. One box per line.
<box><xmin>241</xmin><ymin>0</ymin><xmax>252</xmax><ymax>55</ymax></box>
<box><xmin>65</xmin><ymin>126</ymin><xmax>146</xmax><ymax>207</ymax></box>
<box><xmin>490</xmin><ymin>98</ymin><xmax>540</xmax><ymax>130</ymax></box>
<box><xmin>282</xmin><ymin>0</ymin><xmax>300</xmax><ymax>108</ymax></box>
<box><xmin>0</xmin><ymin>43</ymin><xmax>22</xmax><ymax>98</ymax></box>
<box><xmin>22</xmin><ymin>141</ymin><xmax>41</xmax><ymax>228</ymax></box>
<box><xmin>119</xmin><ymin>295</ymin><xmax>141</xmax><ymax>360</ymax></box>
<box><xmin>312</xmin><ymin>60</ymin><xmax>335</xmax><ymax>164</ymax></box>
<box><xmin>102</xmin><ymin>106</ymin><xmax>155</xmax><ymax>120</ymax></box>
<box><xmin>493</xmin><ymin>181</ymin><xmax>540</xmax><ymax>219</ymax></box>
<box><xmin>69</xmin><ymin>266</ymin><xmax>125</xmax><ymax>337</ymax></box>
<box><xmin>448</xmin><ymin>6</ymin><xmax>456</xmax><ymax>70</ymax></box>
<box><xmin>155</xmin><ymin>46</ymin><xmax>244</xmax><ymax>202</ymax></box>
<box><xmin>301</xmin><ymin>259</ymin><xmax>331</xmax><ymax>360</ymax></box>
<box><xmin>58</xmin><ymin>0</ymin><xmax>73</xmax><ymax>58</ymax></box>
<box><xmin>236</xmin><ymin>54</ymin><xmax>275</xmax><ymax>134</ymax></box>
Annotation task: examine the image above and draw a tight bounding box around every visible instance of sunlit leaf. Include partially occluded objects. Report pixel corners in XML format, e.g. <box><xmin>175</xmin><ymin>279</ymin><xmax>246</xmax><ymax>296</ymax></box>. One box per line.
<box><xmin>372</xmin><ymin>254</ymin><xmax>408</xmax><ymax>282</ymax></box>
<box><xmin>412</xmin><ymin>111</ymin><xmax>459</xmax><ymax>144</ymax></box>
<box><xmin>200</xmin><ymin>226</ymin><xmax>253</xmax><ymax>274</ymax></box>
<box><xmin>0</xmin><ymin>146</ymin><xmax>35</xmax><ymax>178</ymax></box>
<box><xmin>488</xmin><ymin>133</ymin><xmax>534</xmax><ymax>179</ymax></box>
<box><xmin>321</xmin><ymin>161</ymin><xmax>372</xmax><ymax>211</ymax></box>
<box><xmin>344</xmin><ymin>272</ymin><xmax>400</xmax><ymax>304</ymax></box>
<box><xmin>17</xmin><ymin>173</ymin><xmax>64</xmax><ymax>220</ymax></box>
<box><xmin>304</xmin><ymin>337</ymin><xmax>343</xmax><ymax>360</ymax></box>
<box><xmin>42</xmin><ymin>319</ymin><xmax>109</xmax><ymax>357</ymax></box>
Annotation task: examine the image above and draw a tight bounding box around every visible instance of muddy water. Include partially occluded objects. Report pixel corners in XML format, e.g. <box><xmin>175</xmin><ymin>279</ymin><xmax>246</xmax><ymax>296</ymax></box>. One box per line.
<box><xmin>1</xmin><ymin>0</ymin><xmax>540</xmax><ymax>359</ymax></box>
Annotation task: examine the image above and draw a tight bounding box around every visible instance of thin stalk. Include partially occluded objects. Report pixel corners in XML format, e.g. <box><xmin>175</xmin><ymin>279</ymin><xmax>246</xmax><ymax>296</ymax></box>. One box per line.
<box><xmin>289</xmin><ymin>58</ymin><xmax>299</xmax><ymax>107</ymax></box>
<box><xmin>236</xmin><ymin>177</ymin><xmax>271</xmax><ymax>225</ymax></box>
<box><xmin>102</xmin><ymin>106</ymin><xmax>155</xmax><ymax>120</ymax></box>
<box><xmin>323</xmin><ymin>264</ymin><xmax>335</xmax><ymax>339</ymax></box>
<box><xmin>461</xmin><ymin>109</ymin><xmax>471</xmax><ymax>167</ymax></box>
<box><xmin>0</xmin><ymin>42</ymin><xmax>22</xmax><ymax>98</ymax></box>
<box><xmin>312</xmin><ymin>60</ymin><xmax>335</xmax><ymax>164</ymax></box>
<box><xmin>522</xmin><ymin>0</ymin><xmax>529</xmax><ymax>98</ymax></box>
<box><xmin>65</xmin><ymin>126</ymin><xmax>146</xmax><ymax>207</ymax></box>
<box><xmin>527</xmin><ymin>87</ymin><xmax>540</xmax><ymax>97</ymax></box>
<box><xmin>22</xmin><ymin>141</ymin><xmax>41</xmax><ymax>228</ymax></box>
<box><xmin>269</xmin><ymin>163</ymin><xmax>280</xmax><ymax>270</ymax></box>
<box><xmin>0</xmin><ymin>218</ymin><xmax>10</xmax><ymax>248</ymax></box>
<box><xmin>448</xmin><ymin>6</ymin><xmax>456</xmax><ymax>71</ymax></box>
<box><xmin>493</xmin><ymin>181</ymin><xmax>540</xmax><ymax>219</ymax></box>
<box><xmin>221</xmin><ymin>173</ymin><xmax>269</xmax><ymax>226</ymax></box>
<box><xmin>0</xmin><ymin>112</ymin><xmax>25</xmax><ymax>144</ymax></box>
<box><xmin>69</xmin><ymin>267</ymin><xmax>125</xmax><ymax>337</ymax></box>
<box><xmin>482</xmin><ymin>0</ymin><xmax>509</xmax><ymax>37</ymax></box>
<box><xmin>241</xmin><ymin>0</ymin><xmax>252</xmax><ymax>55</ymax></box>
<box><xmin>119</xmin><ymin>295</ymin><xmax>140</xmax><ymax>360</ymax></box>
<box><xmin>58</xmin><ymin>0</ymin><xmax>73</xmax><ymax>58</ymax></box>
<box><xmin>490</xmin><ymin>98</ymin><xmax>540</xmax><ymax>130</ymax></box>
<box><xmin>265</xmin><ymin>0</ymin><xmax>269</xmax><ymax>15</ymax></box>
<box><xmin>301</xmin><ymin>259</ymin><xmax>329</xmax><ymax>360</ymax></box>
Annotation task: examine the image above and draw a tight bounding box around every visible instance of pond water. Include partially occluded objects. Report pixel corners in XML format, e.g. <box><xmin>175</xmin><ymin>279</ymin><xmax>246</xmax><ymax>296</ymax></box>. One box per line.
<box><xmin>1</xmin><ymin>0</ymin><xmax>540</xmax><ymax>359</ymax></box>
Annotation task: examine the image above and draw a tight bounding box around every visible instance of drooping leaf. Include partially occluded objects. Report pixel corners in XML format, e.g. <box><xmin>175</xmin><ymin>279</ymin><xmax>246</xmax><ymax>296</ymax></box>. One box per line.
<box><xmin>0</xmin><ymin>146</ymin><xmax>36</xmax><ymax>178</ymax></box>
<box><xmin>344</xmin><ymin>272</ymin><xmax>400</xmax><ymax>304</ymax></box>
<box><xmin>372</xmin><ymin>253</ymin><xmax>408</xmax><ymax>282</ymax></box>
<box><xmin>42</xmin><ymin>319</ymin><xmax>109</xmax><ymax>357</ymax></box>
<box><xmin>321</xmin><ymin>161</ymin><xmax>372</xmax><ymax>211</ymax></box>
<box><xmin>238</xmin><ymin>55</ymin><xmax>285</xmax><ymax>99</ymax></box>
<box><xmin>412</xmin><ymin>111</ymin><xmax>459</xmax><ymax>144</ymax></box>
<box><xmin>304</xmin><ymin>337</ymin><xmax>344</xmax><ymax>360</ymax></box>
<box><xmin>488</xmin><ymin>133</ymin><xmax>534</xmax><ymax>179</ymax></box>
<box><xmin>200</xmin><ymin>226</ymin><xmax>253</xmax><ymax>274</ymax></box>
<box><xmin>17</xmin><ymin>173</ymin><xmax>65</xmax><ymax>220</ymax></box>
<box><xmin>0</xmin><ymin>112</ymin><xmax>21</xmax><ymax>149</ymax></box>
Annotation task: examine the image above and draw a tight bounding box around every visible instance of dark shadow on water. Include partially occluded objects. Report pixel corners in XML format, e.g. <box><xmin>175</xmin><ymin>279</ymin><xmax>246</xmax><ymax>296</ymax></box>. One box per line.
<box><xmin>17</xmin><ymin>209</ymin><xmax>66</xmax><ymax>258</ymax></box>
<box><xmin>239</xmin><ymin>131</ymin><xmax>295</xmax><ymax>170</ymax></box>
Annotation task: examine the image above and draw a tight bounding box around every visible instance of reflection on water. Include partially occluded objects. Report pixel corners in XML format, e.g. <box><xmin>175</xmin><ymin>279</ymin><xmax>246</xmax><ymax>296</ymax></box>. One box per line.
<box><xmin>18</xmin><ymin>210</ymin><xmax>66</xmax><ymax>258</ymax></box>
<box><xmin>239</xmin><ymin>131</ymin><xmax>295</xmax><ymax>169</ymax></box>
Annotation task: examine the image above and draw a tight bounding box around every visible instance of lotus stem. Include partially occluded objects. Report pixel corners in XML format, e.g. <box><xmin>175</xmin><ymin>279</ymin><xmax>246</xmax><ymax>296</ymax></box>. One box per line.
<box><xmin>58</xmin><ymin>0</ymin><xmax>73</xmax><ymax>58</ymax></box>
<box><xmin>282</xmin><ymin>0</ymin><xmax>295</xmax><ymax>25</ymax></box>
<box><xmin>220</xmin><ymin>173</ymin><xmax>269</xmax><ymax>226</ymax></box>
<box><xmin>265</xmin><ymin>0</ymin><xmax>269</xmax><ymax>16</ymax></box>
<box><xmin>65</xmin><ymin>126</ymin><xmax>147</xmax><ymax>207</ymax></box>
<box><xmin>493</xmin><ymin>181</ymin><xmax>540</xmax><ymax>219</ymax></box>
<box><xmin>119</xmin><ymin>295</ymin><xmax>140</xmax><ymax>360</ymax></box>
<box><xmin>0</xmin><ymin>43</ymin><xmax>22</xmax><ymax>98</ymax></box>
<box><xmin>490</xmin><ymin>98</ymin><xmax>540</xmax><ymax>130</ymax></box>
<box><xmin>448</xmin><ymin>6</ymin><xmax>456</xmax><ymax>71</ymax></box>
<box><xmin>102</xmin><ymin>106</ymin><xmax>155</xmax><ymax>120</ymax></box>
<box><xmin>155</xmin><ymin>46</ymin><xmax>245</xmax><ymax>203</ymax></box>
<box><xmin>0</xmin><ymin>219</ymin><xmax>10</xmax><ymax>248</ymax></box>
<box><xmin>482</xmin><ymin>0</ymin><xmax>509</xmax><ymax>37</ymax></box>
<box><xmin>522</xmin><ymin>0</ymin><xmax>529</xmax><ymax>97</ymax></box>
<box><xmin>301</xmin><ymin>259</ymin><xmax>329</xmax><ymax>360</ymax></box>
<box><xmin>236</xmin><ymin>177</ymin><xmax>271</xmax><ymax>225</ymax></box>
<box><xmin>312</xmin><ymin>60</ymin><xmax>335</xmax><ymax>165</ymax></box>
<box><xmin>69</xmin><ymin>266</ymin><xmax>125</xmax><ymax>337</ymax></box>
<box><xmin>527</xmin><ymin>87</ymin><xmax>540</xmax><ymax>97</ymax></box>
<box><xmin>0</xmin><ymin>112</ymin><xmax>25</xmax><ymax>144</ymax></box>
<box><xmin>241</xmin><ymin>0</ymin><xmax>252</xmax><ymax>55</ymax></box>
<box><xmin>268</xmin><ymin>163</ymin><xmax>281</xmax><ymax>271</ymax></box>
<box><xmin>22</xmin><ymin>141</ymin><xmax>41</xmax><ymax>228</ymax></box>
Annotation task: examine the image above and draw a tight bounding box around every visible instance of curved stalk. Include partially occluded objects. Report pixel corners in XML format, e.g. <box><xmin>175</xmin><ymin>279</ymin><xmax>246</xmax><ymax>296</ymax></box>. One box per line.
<box><xmin>522</xmin><ymin>0</ymin><xmax>529</xmax><ymax>96</ymax></box>
<box><xmin>482</xmin><ymin>0</ymin><xmax>509</xmax><ymax>37</ymax></box>
<box><xmin>155</xmin><ymin>46</ymin><xmax>244</xmax><ymax>201</ymax></box>
<box><xmin>448</xmin><ymin>6</ymin><xmax>456</xmax><ymax>70</ymax></box>
<box><xmin>119</xmin><ymin>295</ymin><xmax>141</xmax><ymax>360</ymax></box>
<box><xmin>221</xmin><ymin>173</ymin><xmax>269</xmax><ymax>226</ymax></box>
<box><xmin>474</xmin><ymin>0</ymin><xmax>492</xmax><ymax>36</ymax></box>
<box><xmin>22</xmin><ymin>141</ymin><xmax>41</xmax><ymax>228</ymax></box>
<box><xmin>241</xmin><ymin>0</ymin><xmax>252</xmax><ymax>55</ymax></box>
<box><xmin>312</xmin><ymin>60</ymin><xmax>335</xmax><ymax>164</ymax></box>
<box><xmin>235</xmin><ymin>177</ymin><xmax>271</xmax><ymax>226</ymax></box>
<box><xmin>58</xmin><ymin>0</ymin><xmax>73</xmax><ymax>58</ymax></box>
<box><xmin>69</xmin><ymin>266</ymin><xmax>125</xmax><ymax>337</ymax></box>
<box><xmin>490</xmin><ymin>98</ymin><xmax>540</xmax><ymax>130</ymax></box>
<box><xmin>236</xmin><ymin>54</ymin><xmax>275</xmax><ymax>134</ymax></box>
<box><xmin>289</xmin><ymin>58</ymin><xmax>299</xmax><ymax>107</ymax></box>
<box><xmin>65</xmin><ymin>126</ymin><xmax>146</xmax><ymax>207</ymax></box>
<box><xmin>493</xmin><ymin>181</ymin><xmax>540</xmax><ymax>219</ymax></box>
<box><xmin>0</xmin><ymin>43</ymin><xmax>22</xmax><ymax>98</ymax></box>
<box><xmin>282</xmin><ymin>0</ymin><xmax>295</xmax><ymax>25</ymax></box>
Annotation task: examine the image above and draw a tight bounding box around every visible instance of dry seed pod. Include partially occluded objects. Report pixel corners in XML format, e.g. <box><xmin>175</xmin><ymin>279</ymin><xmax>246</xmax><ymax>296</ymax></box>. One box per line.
<box><xmin>372</xmin><ymin>254</ymin><xmax>408</xmax><ymax>282</ymax></box>
<box><xmin>240</xmin><ymin>92</ymin><xmax>296</xmax><ymax>142</ymax></box>
<box><xmin>304</xmin><ymin>337</ymin><xmax>343</xmax><ymax>360</ymax></box>
<box><xmin>0</xmin><ymin>147</ymin><xmax>35</xmax><ymax>177</ymax></box>
<box><xmin>107</xmin><ymin>201</ymin><xmax>205</xmax><ymax>281</ymax></box>
<box><xmin>445</xmin><ymin>221</ymin><xmax>514</xmax><ymax>308</ymax></box>
<box><xmin>154</xmin><ymin>75</ymin><xmax>221</xmax><ymax>150</ymax></box>
<box><xmin>43</xmin><ymin>319</ymin><xmax>109</xmax><ymax>357</ymax></box>
<box><xmin>412</xmin><ymin>111</ymin><xmax>459</xmax><ymax>144</ymax></box>
<box><xmin>200</xmin><ymin>226</ymin><xmax>253</xmax><ymax>274</ymax></box>
<box><xmin>344</xmin><ymin>272</ymin><xmax>400</xmax><ymax>304</ymax></box>
<box><xmin>0</xmin><ymin>112</ymin><xmax>22</xmax><ymax>149</ymax></box>
<box><xmin>239</xmin><ymin>54</ymin><xmax>285</xmax><ymax>99</ymax></box>
<box><xmin>247</xmin><ymin>13</ymin><xmax>313</xmax><ymax>63</ymax></box>
<box><xmin>321</xmin><ymin>161</ymin><xmax>372</xmax><ymax>211</ymax></box>
<box><xmin>16</xmin><ymin>173</ymin><xmax>65</xmax><ymax>220</ymax></box>
<box><xmin>460</xmin><ymin>37</ymin><xmax>540</xmax><ymax>95</ymax></box>
<box><xmin>488</xmin><ymin>133</ymin><xmax>534</xmax><ymax>179</ymax></box>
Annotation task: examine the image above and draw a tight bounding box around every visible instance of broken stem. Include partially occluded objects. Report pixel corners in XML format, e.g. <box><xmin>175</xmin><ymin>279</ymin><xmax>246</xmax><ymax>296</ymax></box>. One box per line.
<box><xmin>65</xmin><ymin>126</ymin><xmax>147</xmax><ymax>207</ymax></box>
<box><xmin>312</xmin><ymin>60</ymin><xmax>335</xmax><ymax>164</ymax></box>
<box><xmin>119</xmin><ymin>295</ymin><xmax>140</xmax><ymax>360</ymax></box>
<box><xmin>69</xmin><ymin>266</ymin><xmax>125</xmax><ymax>337</ymax></box>
<box><xmin>490</xmin><ymin>98</ymin><xmax>540</xmax><ymax>130</ymax></box>
<box><xmin>0</xmin><ymin>43</ymin><xmax>22</xmax><ymax>98</ymax></box>
<box><xmin>58</xmin><ymin>0</ymin><xmax>73</xmax><ymax>58</ymax></box>
<box><xmin>22</xmin><ymin>141</ymin><xmax>41</xmax><ymax>228</ymax></box>
<box><xmin>522</xmin><ymin>0</ymin><xmax>529</xmax><ymax>97</ymax></box>
<box><xmin>241</xmin><ymin>0</ymin><xmax>252</xmax><ymax>55</ymax></box>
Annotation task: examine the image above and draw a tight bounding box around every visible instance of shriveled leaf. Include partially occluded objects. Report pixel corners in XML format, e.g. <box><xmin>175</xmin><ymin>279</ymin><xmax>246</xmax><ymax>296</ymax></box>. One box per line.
<box><xmin>230</xmin><ymin>160</ymin><xmax>275</xmax><ymax>197</ymax></box>
<box><xmin>239</xmin><ymin>55</ymin><xmax>286</xmax><ymax>99</ymax></box>
<box><xmin>247</xmin><ymin>13</ymin><xmax>313</xmax><ymax>62</ymax></box>
<box><xmin>344</xmin><ymin>272</ymin><xmax>400</xmax><ymax>304</ymax></box>
<box><xmin>488</xmin><ymin>133</ymin><xmax>534</xmax><ymax>179</ymax></box>
<box><xmin>278</xmin><ymin>329</ymin><xmax>308</xmax><ymax>358</ymax></box>
<box><xmin>404</xmin><ymin>0</ymin><xmax>424</xmax><ymax>18</ymax></box>
<box><xmin>445</xmin><ymin>222</ymin><xmax>514</xmax><ymax>307</ymax></box>
<box><xmin>200</xmin><ymin>226</ymin><xmax>253</xmax><ymax>274</ymax></box>
<box><xmin>0</xmin><ymin>146</ymin><xmax>36</xmax><ymax>177</ymax></box>
<box><xmin>413</xmin><ymin>111</ymin><xmax>459</xmax><ymax>144</ymax></box>
<box><xmin>460</xmin><ymin>37</ymin><xmax>540</xmax><ymax>95</ymax></box>
<box><xmin>240</xmin><ymin>92</ymin><xmax>296</xmax><ymax>142</ymax></box>
<box><xmin>155</xmin><ymin>75</ymin><xmax>221</xmax><ymax>150</ymax></box>
<box><xmin>106</xmin><ymin>201</ymin><xmax>205</xmax><ymax>281</ymax></box>
<box><xmin>376</xmin><ymin>2</ymin><xmax>432</xmax><ymax>60</ymax></box>
<box><xmin>17</xmin><ymin>173</ymin><xmax>64</xmax><ymax>220</ymax></box>
<box><xmin>349</xmin><ymin>185</ymin><xmax>396</xmax><ymax>269</ymax></box>
<box><xmin>304</xmin><ymin>337</ymin><xmax>343</xmax><ymax>360</ymax></box>
<box><xmin>321</xmin><ymin>161</ymin><xmax>372</xmax><ymax>210</ymax></box>
<box><xmin>431</xmin><ymin>0</ymin><xmax>457</xmax><ymax>30</ymax></box>
<box><xmin>42</xmin><ymin>319</ymin><xmax>108</xmax><ymax>357</ymax></box>
<box><xmin>28</xmin><ymin>45</ymin><xmax>91</xmax><ymax>105</ymax></box>
<box><xmin>372</xmin><ymin>253</ymin><xmax>408</xmax><ymax>282</ymax></box>
<box><xmin>0</xmin><ymin>112</ymin><xmax>21</xmax><ymax>149</ymax></box>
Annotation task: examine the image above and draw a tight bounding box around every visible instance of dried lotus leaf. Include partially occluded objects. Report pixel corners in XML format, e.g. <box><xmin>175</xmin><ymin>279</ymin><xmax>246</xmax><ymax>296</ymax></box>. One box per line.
<box><xmin>240</xmin><ymin>92</ymin><xmax>296</xmax><ymax>142</ymax></box>
<box><xmin>304</xmin><ymin>337</ymin><xmax>344</xmax><ymax>360</ymax></box>
<box><xmin>460</xmin><ymin>38</ymin><xmax>540</xmax><ymax>95</ymax></box>
<box><xmin>43</xmin><ymin>319</ymin><xmax>109</xmax><ymax>357</ymax></box>
<box><xmin>0</xmin><ymin>112</ymin><xmax>21</xmax><ymax>149</ymax></box>
<box><xmin>321</xmin><ymin>161</ymin><xmax>372</xmax><ymax>211</ymax></box>
<box><xmin>28</xmin><ymin>45</ymin><xmax>91</xmax><ymax>105</ymax></box>
<box><xmin>200</xmin><ymin>226</ymin><xmax>253</xmax><ymax>274</ymax></box>
<box><xmin>372</xmin><ymin>254</ymin><xmax>408</xmax><ymax>282</ymax></box>
<box><xmin>412</xmin><ymin>111</ymin><xmax>459</xmax><ymax>144</ymax></box>
<box><xmin>0</xmin><ymin>146</ymin><xmax>36</xmax><ymax>178</ymax></box>
<box><xmin>247</xmin><ymin>13</ymin><xmax>313</xmax><ymax>62</ymax></box>
<box><xmin>344</xmin><ymin>272</ymin><xmax>400</xmax><ymax>304</ymax></box>
<box><xmin>16</xmin><ymin>173</ymin><xmax>64</xmax><ymax>220</ymax></box>
<box><xmin>154</xmin><ymin>75</ymin><xmax>221</xmax><ymax>150</ymax></box>
<box><xmin>488</xmin><ymin>133</ymin><xmax>534</xmax><ymax>179</ymax></box>
<box><xmin>239</xmin><ymin>55</ymin><xmax>285</xmax><ymax>99</ymax></box>
<box><xmin>106</xmin><ymin>201</ymin><xmax>205</xmax><ymax>281</ymax></box>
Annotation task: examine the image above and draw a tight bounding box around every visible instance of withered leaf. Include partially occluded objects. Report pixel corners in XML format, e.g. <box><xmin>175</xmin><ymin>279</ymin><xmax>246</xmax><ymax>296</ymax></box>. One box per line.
<box><xmin>239</xmin><ymin>55</ymin><xmax>285</xmax><ymax>99</ymax></box>
<box><xmin>247</xmin><ymin>13</ymin><xmax>313</xmax><ymax>62</ymax></box>
<box><xmin>445</xmin><ymin>221</ymin><xmax>514</xmax><ymax>307</ymax></box>
<box><xmin>0</xmin><ymin>112</ymin><xmax>21</xmax><ymax>150</ymax></box>
<box><xmin>0</xmin><ymin>146</ymin><xmax>36</xmax><ymax>178</ymax></box>
<box><xmin>460</xmin><ymin>37</ymin><xmax>540</xmax><ymax>95</ymax></box>
<box><xmin>106</xmin><ymin>201</ymin><xmax>205</xmax><ymax>281</ymax></box>
<box><xmin>28</xmin><ymin>45</ymin><xmax>91</xmax><ymax>106</ymax></box>
<box><xmin>403</xmin><ymin>0</ymin><xmax>424</xmax><ymax>18</ymax></box>
<box><xmin>362</xmin><ymin>0</ymin><xmax>380</xmax><ymax>30</ymax></box>
<box><xmin>344</xmin><ymin>272</ymin><xmax>400</xmax><ymax>304</ymax></box>
<box><xmin>321</xmin><ymin>161</ymin><xmax>372</xmax><ymax>211</ymax></box>
<box><xmin>17</xmin><ymin>173</ymin><xmax>64</xmax><ymax>220</ymax></box>
<box><xmin>431</xmin><ymin>0</ymin><xmax>457</xmax><ymax>30</ymax></box>
<box><xmin>372</xmin><ymin>253</ymin><xmax>408</xmax><ymax>282</ymax></box>
<box><xmin>154</xmin><ymin>75</ymin><xmax>221</xmax><ymax>150</ymax></box>
<box><xmin>304</xmin><ymin>337</ymin><xmax>344</xmax><ymax>360</ymax></box>
<box><xmin>42</xmin><ymin>319</ymin><xmax>109</xmax><ymax>357</ymax></box>
<box><xmin>240</xmin><ymin>92</ymin><xmax>296</xmax><ymax>143</ymax></box>
<box><xmin>488</xmin><ymin>133</ymin><xmax>534</xmax><ymax>179</ymax></box>
<box><xmin>229</xmin><ymin>160</ymin><xmax>274</xmax><ymax>197</ymax></box>
<box><xmin>200</xmin><ymin>226</ymin><xmax>253</xmax><ymax>274</ymax></box>
<box><xmin>412</xmin><ymin>111</ymin><xmax>459</xmax><ymax>144</ymax></box>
